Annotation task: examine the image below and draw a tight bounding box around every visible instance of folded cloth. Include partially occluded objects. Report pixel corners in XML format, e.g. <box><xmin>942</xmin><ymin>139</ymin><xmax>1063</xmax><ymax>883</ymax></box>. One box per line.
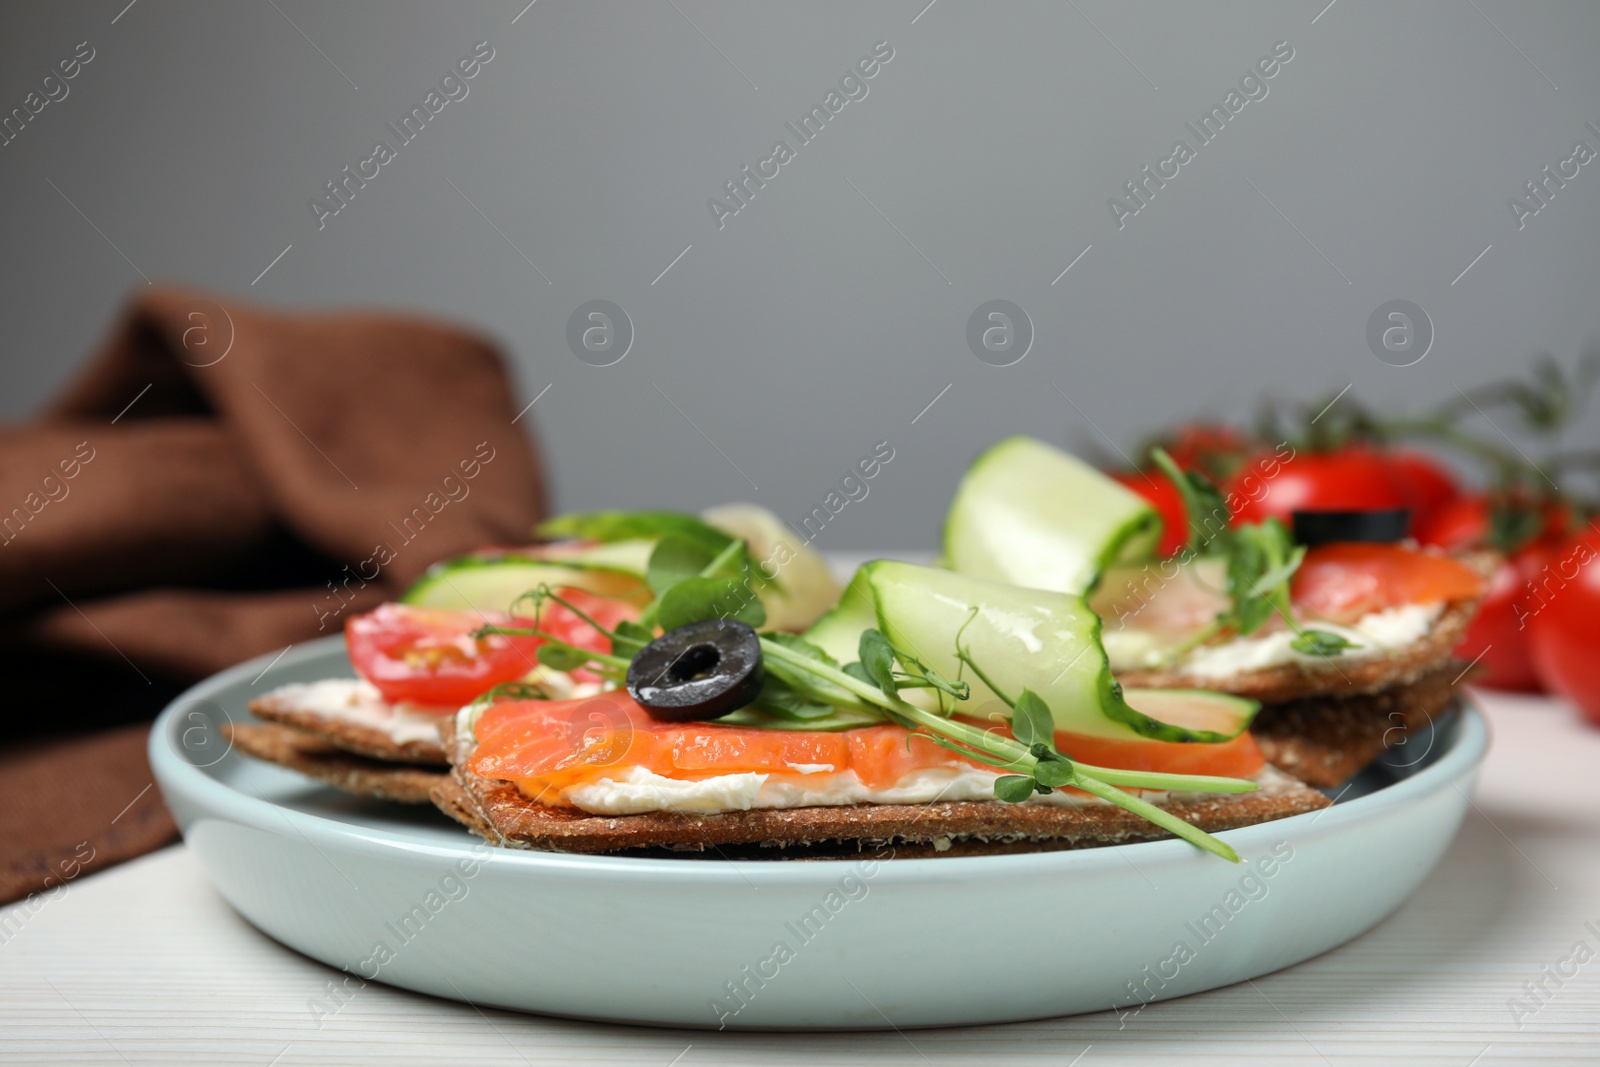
<box><xmin>0</xmin><ymin>287</ymin><xmax>546</xmax><ymax>904</ymax></box>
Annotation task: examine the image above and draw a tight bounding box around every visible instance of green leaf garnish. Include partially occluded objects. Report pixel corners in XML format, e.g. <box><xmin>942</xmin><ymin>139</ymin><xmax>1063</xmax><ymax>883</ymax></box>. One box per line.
<box><xmin>645</xmin><ymin>532</ymin><xmax>720</xmax><ymax>594</ymax></box>
<box><xmin>538</xmin><ymin>510</ymin><xmax>732</xmax><ymax>554</ymax></box>
<box><xmin>611</xmin><ymin>619</ymin><xmax>655</xmax><ymax>658</ymax></box>
<box><xmin>1150</xmin><ymin>447</ymin><xmax>1231</xmax><ymax>555</ymax></box>
<box><xmin>1032</xmin><ymin>756</ymin><xmax>1076</xmax><ymax>788</ymax></box>
<box><xmin>1290</xmin><ymin>629</ymin><xmax>1358</xmax><ymax>656</ymax></box>
<box><xmin>858</xmin><ymin>629</ymin><xmax>899</xmax><ymax>696</ymax></box>
<box><xmin>1152</xmin><ymin>450</ymin><xmax>1363</xmax><ymax>662</ymax></box>
<box><xmin>1010</xmin><ymin>688</ymin><xmax>1054</xmax><ymax>748</ymax></box>
<box><xmin>654</xmin><ymin>575</ymin><xmax>766</xmax><ymax>631</ymax></box>
<box><xmin>993</xmin><ymin>775</ymin><xmax>1036</xmax><ymax>803</ymax></box>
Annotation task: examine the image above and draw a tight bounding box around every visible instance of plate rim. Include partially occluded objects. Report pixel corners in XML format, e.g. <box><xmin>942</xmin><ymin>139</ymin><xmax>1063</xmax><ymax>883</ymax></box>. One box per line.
<box><xmin>151</xmin><ymin>635</ymin><xmax>1491</xmax><ymax>886</ymax></box>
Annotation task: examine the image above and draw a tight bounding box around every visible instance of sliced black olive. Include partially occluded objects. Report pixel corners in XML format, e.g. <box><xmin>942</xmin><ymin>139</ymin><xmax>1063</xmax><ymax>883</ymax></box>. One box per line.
<box><xmin>1292</xmin><ymin>508</ymin><xmax>1411</xmax><ymax>548</ymax></box>
<box><xmin>626</xmin><ymin>618</ymin><xmax>764</xmax><ymax>722</ymax></box>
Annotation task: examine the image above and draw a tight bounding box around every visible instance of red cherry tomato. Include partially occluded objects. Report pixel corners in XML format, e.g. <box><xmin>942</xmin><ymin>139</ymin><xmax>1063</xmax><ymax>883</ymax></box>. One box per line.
<box><xmin>346</xmin><ymin>591</ymin><xmax>635</xmax><ymax>706</ymax></box>
<box><xmin>1412</xmin><ymin>494</ymin><xmax>1578</xmax><ymax>691</ymax></box>
<box><xmin>1111</xmin><ymin>471</ymin><xmax>1188</xmax><ymax>557</ymax></box>
<box><xmin>1455</xmin><ymin>547</ymin><xmax>1550</xmax><ymax>691</ymax></box>
<box><xmin>1415</xmin><ymin>493</ymin><xmax>1572</xmax><ymax>551</ymax></box>
<box><xmin>1290</xmin><ymin>542</ymin><xmax>1487</xmax><ymax>624</ymax></box>
<box><xmin>1384</xmin><ymin>451</ymin><xmax>1460</xmax><ymax>534</ymax></box>
<box><xmin>1527</xmin><ymin>525</ymin><xmax>1600</xmax><ymax>725</ymax></box>
<box><xmin>1228</xmin><ymin>447</ymin><xmax>1408</xmax><ymax>527</ymax></box>
<box><xmin>1152</xmin><ymin>423</ymin><xmax>1258</xmax><ymax>482</ymax></box>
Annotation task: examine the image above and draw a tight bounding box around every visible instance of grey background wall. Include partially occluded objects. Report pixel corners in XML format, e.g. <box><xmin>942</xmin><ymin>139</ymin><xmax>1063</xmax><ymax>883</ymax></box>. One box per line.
<box><xmin>2</xmin><ymin>1</ymin><xmax>1597</xmax><ymax>550</ymax></box>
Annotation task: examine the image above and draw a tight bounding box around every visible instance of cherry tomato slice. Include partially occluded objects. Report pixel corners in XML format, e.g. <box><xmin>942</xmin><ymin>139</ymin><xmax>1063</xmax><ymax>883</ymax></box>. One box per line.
<box><xmin>346</xmin><ymin>604</ymin><xmax>544</xmax><ymax>706</ymax></box>
<box><xmin>346</xmin><ymin>590</ymin><xmax>636</xmax><ymax>706</ymax></box>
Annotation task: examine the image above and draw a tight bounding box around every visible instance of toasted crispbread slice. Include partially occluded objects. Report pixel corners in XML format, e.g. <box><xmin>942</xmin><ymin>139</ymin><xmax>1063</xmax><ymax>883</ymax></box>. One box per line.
<box><xmin>432</xmin><ymin>720</ymin><xmax>1329</xmax><ymax>856</ymax></box>
<box><xmin>1250</xmin><ymin>661</ymin><xmax>1466</xmax><ymax>788</ymax></box>
<box><xmin>248</xmin><ymin>682</ymin><xmax>449</xmax><ymax>765</ymax></box>
<box><xmin>1116</xmin><ymin>596</ymin><xmax>1480</xmax><ymax>705</ymax></box>
<box><xmin>226</xmin><ymin>722</ymin><xmax>447</xmax><ymax>803</ymax></box>
<box><xmin>1116</xmin><ymin>550</ymin><xmax>1494</xmax><ymax>705</ymax></box>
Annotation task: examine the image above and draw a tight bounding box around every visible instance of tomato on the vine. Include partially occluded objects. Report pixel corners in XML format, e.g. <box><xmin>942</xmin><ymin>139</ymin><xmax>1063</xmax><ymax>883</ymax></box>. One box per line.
<box><xmin>1384</xmin><ymin>450</ymin><xmax>1461</xmax><ymax>533</ymax></box>
<box><xmin>1146</xmin><ymin>423</ymin><xmax>1258</xmax><ymax>482</ymax></box>
<box><xmin>1111</xmin><ymin>471</ymin><xmax>1188</xmax><ymax>557</ymax></box>
<box><xmin>1228</xmin><ymin>447</ymin><xmax>1409</xmax><ymax>527</ymax></box>
<box><xmin>1415</xmin><ymin>494</ymin><xmax>1574</xmax><ymax>692</ymax></box>
<box><xmin>1526</xmin><ymin>524</ymin><xmax>1600</xmax><ymax>726</ymax></box>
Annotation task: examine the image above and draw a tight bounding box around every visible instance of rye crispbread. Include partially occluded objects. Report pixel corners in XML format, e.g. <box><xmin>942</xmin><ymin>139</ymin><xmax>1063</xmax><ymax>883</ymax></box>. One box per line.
<box><xmin>225</xmin><ymin>722</ymin><xmax>447</xmax><ymax>803</ymax></box>
<box><xmin>1116</xmin><ymin>595</ymin><xmax>1481</xmax><ymax>705</ymax></box>
<box><xmin>1250</xmin><ymin>661</ymin><xmax>1466</xmax><ymax>788</ymax></box>
<box><xmin>247</xmin><ymin>687</ymin><xmax>449</xmax><ymax>765</ymax></box>
<box><xmin>432</xmin><ymin>720</ymin><xmax>1330</xmax><ymax>856</ymax></box>
<box><xmin>1115</xmin><ymin>549</ymin><xmax>1493</xmax><ymax>704</ymax></box>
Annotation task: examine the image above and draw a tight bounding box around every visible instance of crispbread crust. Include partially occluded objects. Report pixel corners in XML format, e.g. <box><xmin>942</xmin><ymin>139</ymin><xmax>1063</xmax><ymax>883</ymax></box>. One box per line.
<box><xmin>226</xmin><ymin>722</ymin><xmax>447</xmax><ymax>803</ymax></box>
<box><xmin>1251</xmin><ymin>662</ymin><xmax>1464</xmax><ymax>787</ymax></box>
<box><xmin>1116</xmin><ymin>596</ymin><xmax>1481</xmax><ymax>704</ymax></box>
<box><xmin>434</xmin><ymin>720</ymin><xmax>1330</xmax><ymax>856</ymax></box>
<box><xmin>247</xmin><ymin>690</ymin><xmax>449</xmax><ymax>765</ymax></box>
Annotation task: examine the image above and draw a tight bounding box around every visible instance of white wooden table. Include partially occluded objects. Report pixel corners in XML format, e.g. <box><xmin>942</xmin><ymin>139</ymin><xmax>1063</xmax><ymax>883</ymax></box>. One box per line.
<box><xmin>3</xmin><ymin>689</ymin><xmax>1597</xmax><ymax>1066</ymax></box>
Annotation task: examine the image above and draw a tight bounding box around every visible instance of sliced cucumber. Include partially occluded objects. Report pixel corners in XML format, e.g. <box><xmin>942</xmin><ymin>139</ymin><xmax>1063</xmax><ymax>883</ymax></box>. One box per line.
<box><xmin>702</xmin><ymin>503</ymin><xmax>840</xmax><ymax>631</ymax></box>
<box><xmin>1120</xmin><ymin>689</ymin><xmax>1260</xmax><ymax>739</ymax></box>
<box><xmin>402</xmin><ymin>552</ymin><xmax>647</xmax><ymax>613</ymax></box>
<box><xmin>531</xmin><ymin>538</ymin><xmax>654</xmax><ymax>575</ymax></box>
<box><xmin>944</xmin><ymin>436</ymin><xmax>1161</xmax><ymax>595</ymax></box>
<box><xmin>865</xmin><ymin>560</ymin><xmax>1253</xmax><ymax>743</ymax></box>
<box><xmin>802</xmin><ymin>565</ymin><xmax>877</xmax><ymax>665</ymax></box>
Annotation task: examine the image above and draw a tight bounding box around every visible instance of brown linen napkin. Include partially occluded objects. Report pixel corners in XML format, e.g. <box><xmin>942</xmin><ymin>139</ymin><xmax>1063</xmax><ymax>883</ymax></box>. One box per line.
<box><xmin>0</xmin><ymin>287</ymin><xmax>546</xmax><ymax>905</ymax></box>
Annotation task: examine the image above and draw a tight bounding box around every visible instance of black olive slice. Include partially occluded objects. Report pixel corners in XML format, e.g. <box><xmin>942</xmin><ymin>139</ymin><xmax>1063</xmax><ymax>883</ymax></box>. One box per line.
<box><xmin>1292</xmin><ymin>508</ymin><xmax>1411</xmax><ymax>548</ymax></box>
<box><xmin>626</xmin><ymin>618</ymin><xmax>764</xmax><ymax>722</ymax></box>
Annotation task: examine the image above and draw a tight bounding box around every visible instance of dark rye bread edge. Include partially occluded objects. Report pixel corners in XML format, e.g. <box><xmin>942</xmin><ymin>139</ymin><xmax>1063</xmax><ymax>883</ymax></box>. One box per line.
<box><xmin>225</xmin><ymin>722</ymin><xmax>447</xmax><ymax>804</ymax></box>
<box><xmin>248</xmin><ymin>689</ymin><xmax>449</xmax><ymax>766</ymax></box>
<box><xmin>1250</xmin><ymin>661</ymin><xmax>1466</xmax><ymax>788</ymax></box>
<box><xmin>1116</xmin><ymin>594</ymin><xmax>1481</xmax><ymax>705</ymax></box>
<box><xmin>432</xmin><ymin>719</ymin><xmax>1330</xmax><ymax>855</ymax></box>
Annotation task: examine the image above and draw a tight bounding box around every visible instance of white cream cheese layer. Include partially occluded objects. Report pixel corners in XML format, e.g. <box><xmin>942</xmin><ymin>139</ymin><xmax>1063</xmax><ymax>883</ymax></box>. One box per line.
<box><xmin>563</xmin><ymin>764</ymin><xmax>1105</xmax><ymax>815</ymax></box>
<box><xmin>557</xmin><ymin>766</ymin><xmax>1318</xmax><ymax>817</ymax></box>
<box><xmin>1105</xmin><ymin>602</ymin><xmax>1443</xmax><ymax>675</ymax></box>
<box><xmin>271</xmin><ymin>673</ymin><xmax>606</xmax><ymax>746</ymax></box>
<box><xmin>266</xmin><ymin>679</ymin><xmax>454</xmax><ymax>744</ymax></box>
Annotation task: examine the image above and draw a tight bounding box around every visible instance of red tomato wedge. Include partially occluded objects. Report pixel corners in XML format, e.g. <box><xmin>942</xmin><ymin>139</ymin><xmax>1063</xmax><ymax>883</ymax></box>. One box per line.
<box><xmin>467</xmin><ymin>692</ymin><xmax>1264</xmax><ymax>804</ymax></box>
<box><xmin>346</xmin><ymin>591</ymin><xmax>635</xmax><ymax>706</ymax></box>
<box><xmin>1290</xmin><ymin>543</ymin><xmax>1485</xmax><ymax>624</ymax></box>
<box><xmin>1051</xmin><ymin>728</ymin><xmax>1263</xmax><ymax>779</ymax></box>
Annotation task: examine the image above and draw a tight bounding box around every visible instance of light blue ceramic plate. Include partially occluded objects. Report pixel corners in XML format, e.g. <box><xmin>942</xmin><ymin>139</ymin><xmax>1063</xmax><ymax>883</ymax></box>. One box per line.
<box><xmin>151</xmin><ymin>636</ymin><xmax>1486</xmax><ymax>1030</ymax></box>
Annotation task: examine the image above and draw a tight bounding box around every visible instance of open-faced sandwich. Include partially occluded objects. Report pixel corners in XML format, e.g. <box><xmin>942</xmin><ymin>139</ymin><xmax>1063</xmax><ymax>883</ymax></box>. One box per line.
<box><xmin>229</xmin><ymin>506</ymin><xmax>838</xmax><ymax>803</ymax></box>
<box><xmin>233</xmin><ymin>436</ymin><xmax>1486</xmax><ymax>863</ymax></box>
<box><xmin>947</xmin><ymin>437</ymin><xmax>1490</xmax><ymax>786</ymax></box>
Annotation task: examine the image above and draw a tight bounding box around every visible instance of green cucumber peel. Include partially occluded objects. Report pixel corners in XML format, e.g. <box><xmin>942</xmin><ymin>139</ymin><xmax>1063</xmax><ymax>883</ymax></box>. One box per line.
<box><xmin>943</xmin><ymin>436</ymin><xmax>1162</xmax><ymax>595</ymax></box>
